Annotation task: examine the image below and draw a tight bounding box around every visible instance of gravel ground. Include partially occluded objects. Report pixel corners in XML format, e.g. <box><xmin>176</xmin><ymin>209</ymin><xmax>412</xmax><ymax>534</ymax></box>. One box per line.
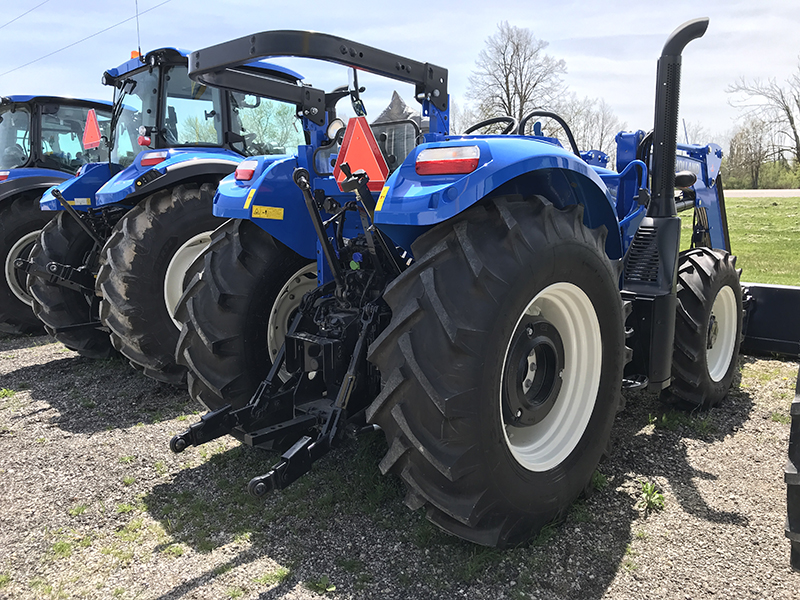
<box><xmin>0</xmin><ymin>333</ymin><xmax>798</xmax><ymax>600</ymax></box>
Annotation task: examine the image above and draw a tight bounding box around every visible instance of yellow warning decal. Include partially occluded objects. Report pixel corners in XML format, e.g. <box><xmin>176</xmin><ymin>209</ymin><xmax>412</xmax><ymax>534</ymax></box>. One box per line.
<box><xmin>375</xmin><ymin>186</ymin><xmax>389</xmax><ymax>212</ymax></box>
<box><xmin>252</xmin><ymin>205</ymin><xmax>284</xmax><ymax>220</ymax></box>
<box><xmin>243</xmin><ymin>188</ymin><xmax>256</xmax><ymax>210</ymax></box>
<box><xmin>67</xmin><ymin>198</ymin><xmax>91</xmax><ymax>206</ymax></box>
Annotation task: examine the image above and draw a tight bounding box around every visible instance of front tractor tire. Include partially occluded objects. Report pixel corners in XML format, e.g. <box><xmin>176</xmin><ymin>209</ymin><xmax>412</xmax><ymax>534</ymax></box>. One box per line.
<box><xmin>367</xmin><ymin>196</ymin><xmax>626</xmax><ymax>548</ymax></box>
<box><xmin>0</xmin><ymin>192</ymin><xmax>49</xmax><ymax>334</ymax></box>
<box><xmin>661</xmin><ymin>247</ymin><xmax>743</xmax><ymax>410</ymax></box>
<box><xmin>27</xmin><ymin>212</ymin><xmax>114</xmax><ymax>358</ymax></box>
<box><xmin>175</xmin><ymin>219</ymin><xmax>316</xmax><ymax>410</ymax></box>
<box><xmin>96</xmin><ymin>183</ymin><xmax>223</xmax><ymax>385</ymax></box>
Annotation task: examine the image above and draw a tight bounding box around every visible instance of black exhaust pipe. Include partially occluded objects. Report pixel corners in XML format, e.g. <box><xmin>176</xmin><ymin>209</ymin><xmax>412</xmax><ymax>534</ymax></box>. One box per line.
<box><xmin>623</xmin><ymin>18</ymin><xmax>708</xmax><ymax>391</ymax></box>
<box><xmin>649</xmin><ymin>17</ymin><xmax>709</xmax><ymax>218</ymax></box>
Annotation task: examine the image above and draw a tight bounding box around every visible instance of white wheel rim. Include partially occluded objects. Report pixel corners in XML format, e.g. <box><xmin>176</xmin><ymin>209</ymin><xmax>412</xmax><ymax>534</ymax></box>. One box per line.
<box><xmin>164</xmin><ymin>231</ymin><xmax>212</xmax><ymax>329</ymax></box>
<box><xmin>706</xmin><ymin>285</ymin><xmax>737</xmax><ymax>382</ymax></box>
<box><xmin>500</xmin><ymin>282</ymin><xmax>602</xmax><ymax>472</ymax></box>
<box><xmin>267</xmin><ymin>263</ymin><xmax>318</xmax><ymax>374</ymax></box>
<box><xmin>4</xmin><ymin>229</ymin><xmax>40</xmax><ymax>307</ymax></box>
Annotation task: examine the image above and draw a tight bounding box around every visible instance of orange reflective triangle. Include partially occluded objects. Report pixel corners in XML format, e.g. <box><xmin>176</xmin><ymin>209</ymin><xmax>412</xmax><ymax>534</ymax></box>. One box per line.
<box><xmin>333</xmin><ymin>117</ymin><xmax>389</xmax><ymax>192</ymax></box>
<box><xmin>82</xmin><ymin>108</ymin><xmax>102</xmax><ymax>150</ymax></box>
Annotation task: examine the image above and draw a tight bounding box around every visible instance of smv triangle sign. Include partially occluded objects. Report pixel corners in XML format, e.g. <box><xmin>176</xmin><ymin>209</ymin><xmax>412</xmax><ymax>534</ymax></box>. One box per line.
<box><xmin>82</xmin><ymin>108</ymin><xmax>102</xmax><ymax>150</ymax></box>
<box><xmin>333</xmin><ymin>117</ymin><xmax>389</xmax><ymax>192</ymax></box>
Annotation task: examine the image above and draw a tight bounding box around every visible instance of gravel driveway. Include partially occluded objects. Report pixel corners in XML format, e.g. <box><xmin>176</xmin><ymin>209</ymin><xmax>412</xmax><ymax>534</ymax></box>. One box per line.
<box><xmin>0</xmin><ymin>333</ymin><xmax>798</xmax><ymax>599</ymax></box>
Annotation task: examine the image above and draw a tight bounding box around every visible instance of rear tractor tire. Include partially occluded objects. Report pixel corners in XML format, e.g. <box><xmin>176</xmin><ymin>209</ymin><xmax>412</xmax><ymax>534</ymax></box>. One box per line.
<box><xmin>27</xmin><ymin>211</ymin><xmax>114</xmax><ymax>358</ymax></box>
<box><xmin>367</xmin><ymin>195</ymin><xmax>625</xmax><ymax>548</ymax></box>
<box><xmin>96</xmin><ymin>183</ymin><xmax>223</xmax><ymax>385</ymax></box>
<box><xmin>0</xmin><ymin>192</ymin><xmax>49</xmax><ymax>334</ymax></box>
<box><xmin>175</xmin><ymin>219</ymin><xmax>316</xmax><ymax>410</ymax></box>
<box><xmin>661</xmin><ymin>247</ymin><xmax>743</xmax><ymax>410</ymax></box>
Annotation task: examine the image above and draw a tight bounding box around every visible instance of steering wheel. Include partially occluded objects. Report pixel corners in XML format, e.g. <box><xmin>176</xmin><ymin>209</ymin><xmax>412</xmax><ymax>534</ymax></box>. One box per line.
<box><xmin>464</xmin><ymin>116</ymin><xmax>518</xmax><ymax>135</ymax></box>
<box><xmin>518</xmin><ymin>110</ymin><xmax>581</xmax><ymax>157</ymax></box>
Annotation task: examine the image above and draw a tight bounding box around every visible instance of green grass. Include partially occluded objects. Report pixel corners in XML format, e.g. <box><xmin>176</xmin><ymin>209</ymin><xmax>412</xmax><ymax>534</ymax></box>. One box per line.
<box><xmin>680</xmin><ymin>195</ymin><xmax>800</xmax><ymax>285</ymax></box>
<box><xmin>254</xmin><ymin>567</ymin><xmax>290</xmax><ymax>586</ymax></box>
<box><xmin>68</xmin><ymin>504</ymin><xmax>88</xmax><ymax>517</ymax></box>
<box><xmin>0</xmin><ymin>573</ymin><xmax>11</xmax><ymax>587</ymax></box>
<box><xmin>771</xmin><ymin>411</ymin><xmax>792</xmax><ymax>425</ymax></box>
<box><xmin>0</xmin><ymin>388</ymin><xmax>15</xmax><ymax>398</ymax></box>
<box><xmin>637</xmin><ymin>480</ymin><xmax>665</xmax><ymax>513</ymax></box>
<box><xmin>51</xmin><ymin>540</ymin><xmax>72</xmax><ymax>559</ymax></box>
<box><xmin>305</xmin><ymin>574</ymin><xmax>336</xmax><ymax>595</ymax></box>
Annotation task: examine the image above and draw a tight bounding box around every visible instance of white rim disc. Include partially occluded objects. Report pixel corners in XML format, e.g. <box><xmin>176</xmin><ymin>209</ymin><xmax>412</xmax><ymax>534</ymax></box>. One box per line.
<box><xmin>164</xmin><ymin>231</ymin><xmax>212</xmax><ymax>328</ymax></box>
<box><xmin>5</xmin><ymin>229</ymin><xmax>40</xmax><ymax>307</ymax></box>
<box><xmin>267</xmin><ymin>263</ymin><xmax>318</xmax><ymax>368</ymax></box>
<box><xmin>500</xmin><ymin>282</ymin><xmax>602</xmax><ymax>472</ymax></box>
<box><xmin>707</xmin><ymin>285</ymin><xmax>737</xmax><ymax>382</ymax></box>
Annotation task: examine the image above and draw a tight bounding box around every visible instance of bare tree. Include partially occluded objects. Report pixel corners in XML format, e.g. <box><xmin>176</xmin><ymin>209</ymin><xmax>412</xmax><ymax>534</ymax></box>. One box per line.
<box><xmin>552</xmin><ymin>94</ymin><xmax>625</xmax><ymax>156</ymax></box>
<box><xmin>448</xmin><ymin>98</ymin><xmax>479</xmax><ymax>135</ymax></box>
<box><xmin>726</xmin><ymin>117</ymin><xmax>772</xmax><ymax>188</ymax></box>
<box><xmin>727</xmin><ymin>64</ymin><xmax>800</xmax><ymax>163</ymax></box>
<box><xmin>680</xmin><ymin>120</ymin><xmax>712</xmax><ymax>145</ymax></box>
<box><xmin>467</xmin><ymin>22</ymin><xmax>566</xmax><ymax>123</ymax></box>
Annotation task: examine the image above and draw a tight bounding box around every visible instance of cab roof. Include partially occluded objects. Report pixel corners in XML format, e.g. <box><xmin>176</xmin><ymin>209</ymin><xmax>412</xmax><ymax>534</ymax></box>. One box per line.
<box><xmin>106</xmin><ymin>47</ymin><xmax>302</xmax><ymax>83</ymax></box>
<box><xmin>1</xmin><ymin>95</ymin><xmax>113</xmax><ymax>108</ymax></box>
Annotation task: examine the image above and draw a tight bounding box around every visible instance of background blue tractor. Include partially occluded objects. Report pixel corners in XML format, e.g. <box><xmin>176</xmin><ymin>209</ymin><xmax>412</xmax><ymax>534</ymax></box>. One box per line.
<box><xmin>0</xmin><ymin>95</ymin><xmax>112</xmax><ymax>334</ymax></box>
<box><xmin>171</xmin><ymin>21</ymin><xmax>745</xmax><ymax>548</ymax></box>
<box><xmin>22</xmin><ymin>48</ymin><xmax>303</xmax><ymax>385</ymax></box>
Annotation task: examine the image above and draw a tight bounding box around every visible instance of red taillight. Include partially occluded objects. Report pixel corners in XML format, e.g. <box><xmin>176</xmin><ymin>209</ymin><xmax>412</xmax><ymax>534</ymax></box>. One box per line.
<box><xmin>138</xmin><ymin>135</ymin><xmax>152</xmax><ymax>147</ymax></box>
<box><xmin>415</xmin><ymin>146</ymin><xmax>480</xmax><ymax>175</ymax></box>
<box><xmin>235</xmin><ymin>159</ymin><xmax>259</xmax><ymax>181</ymax></box>
<box><xmin>0</xmin><ymin>171</ymin><xmax>8</xmax><ymax>182</ymax></box>
<box><xmin>140</xmin><ymin>150</ymin><xmax>167</xmax><ymax>167</ymax></box>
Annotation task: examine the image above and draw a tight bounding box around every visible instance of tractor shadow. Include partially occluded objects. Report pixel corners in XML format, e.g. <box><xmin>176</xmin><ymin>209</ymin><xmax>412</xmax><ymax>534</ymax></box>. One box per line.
<box><xmin>141</xmin><ymin>359</ymin><xmax>762</xmax><ymax>599</ymax></box>
<box><xmin>611</xmin><ymin>356</ymin><xmax>755</xmax><ymax>527</ymax></box>
<box><xmin>0</xmin><ymin>333</ymin><xmax>192</xmax><ymax>434</ymax></box>
<box><xmin>143</xmin><ymin>434</ymin><xmax>638</xmax><ymax>599</ymax></box>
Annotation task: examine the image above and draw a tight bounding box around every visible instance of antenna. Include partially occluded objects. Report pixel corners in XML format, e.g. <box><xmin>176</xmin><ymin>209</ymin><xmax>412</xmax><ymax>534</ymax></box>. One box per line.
<box><xmin>135</xmin><ymin>0</ymin><xmax>143</xmax><ymax>62</ymax></box>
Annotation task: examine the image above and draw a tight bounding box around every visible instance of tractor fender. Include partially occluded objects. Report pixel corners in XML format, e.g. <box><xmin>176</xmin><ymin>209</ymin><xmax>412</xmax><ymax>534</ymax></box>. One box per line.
<box><xmin>214</xmin><ymin>156</ymin><xmax>322</xmax><ymax>259</ymax></box>
<box><xmin>94</xmin><ymin>148</ymin><xmax>244</xmax><ymax>207</ymax></box>
<box><xmin>0</xmin><ymin>169</ymin><xmax>69</xmax><ymax>205</ymax></box>
<box><xmin>39</xmin><ymin>162</ymin><xmax>118</xmax><ymax>212</ymax></box>
<box><xmin>374</xmin><ymin>137</ymin><xmax>623</xmax><ymax>259</ymax></box>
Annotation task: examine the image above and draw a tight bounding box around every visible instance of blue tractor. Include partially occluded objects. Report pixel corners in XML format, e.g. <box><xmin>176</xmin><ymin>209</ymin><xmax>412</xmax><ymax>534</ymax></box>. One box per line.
<box><xmin>22</xmin><ymin>48</ymin><xmax>303</xmax><ymax>384</ymax></box>
<box><xmin>171</xmin><ymin>21</ymin><xmax>746</xmax><ymax>547</ymax></box>
<box><xmin>0</xmin><ymin>95</ymin><xmax>112</xmax><ymax>334</ymax></box>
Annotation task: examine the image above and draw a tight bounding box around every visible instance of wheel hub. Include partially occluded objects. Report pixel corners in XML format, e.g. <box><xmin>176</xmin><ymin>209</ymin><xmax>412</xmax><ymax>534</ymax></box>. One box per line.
<box><xmin>503</xmin><ymin>317</ymin><xmax>565</xmax><ymax>427</ymax></box>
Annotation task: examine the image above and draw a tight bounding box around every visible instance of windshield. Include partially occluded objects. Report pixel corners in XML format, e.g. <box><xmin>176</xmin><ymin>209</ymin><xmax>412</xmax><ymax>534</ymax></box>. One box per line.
<box><xmin>0</xmin><ymin>106</ymin><xmax>31</xmax><ymax>169</ymax></box>
<box><xmin>163</xmin><ymin>64</ymin><xmax>223</xmax><ymax>146</ymax></box>
<box><xmin>229</xmin><ymin>92</ymin><xmax>306</xmax><ymax>157</ymax></box>
<box><xmin>40</xmin><ymin>103</ymin><xmax>112</xmax><ymax>174</ymax></box>
<box><xmin>111</xmin><ymin>68</ymin><xmax>159</xmax><ymax>167</ymax></box>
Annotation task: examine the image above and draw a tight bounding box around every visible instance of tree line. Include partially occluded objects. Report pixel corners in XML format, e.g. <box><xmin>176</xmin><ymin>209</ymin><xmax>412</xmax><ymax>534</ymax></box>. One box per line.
<box><xmin>461</xmin><ymin>21</ymin><xmax>800</xmax><ymax>189</ymax></box>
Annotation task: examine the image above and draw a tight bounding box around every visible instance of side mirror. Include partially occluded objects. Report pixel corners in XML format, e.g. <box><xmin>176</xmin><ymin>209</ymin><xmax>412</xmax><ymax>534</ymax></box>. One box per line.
<box><xmin>675</xmin><ymin>170</ymin><xmax>697</xmax><ymax>189</ymax></box>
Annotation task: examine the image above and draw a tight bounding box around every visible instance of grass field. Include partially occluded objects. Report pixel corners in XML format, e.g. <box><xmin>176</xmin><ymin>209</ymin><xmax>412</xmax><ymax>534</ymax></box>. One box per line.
<box><xmin>680</xmin><ymin>194</ymin><xmax>800</xmax><ymax>286</ymax></box>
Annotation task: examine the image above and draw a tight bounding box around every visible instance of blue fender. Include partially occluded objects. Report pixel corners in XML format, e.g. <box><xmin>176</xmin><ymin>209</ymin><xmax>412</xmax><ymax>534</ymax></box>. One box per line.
<box><xmin>214</xmin><ymin>154</ymin><xmax>359</xmax><ymax>259</ymax></box>
<box><xmin>0</xmin><ymin>167</ymin><xmax>70</xmax><ymax>204</ymax></box>
<box><xmin>95</xmin><ymin>148</ymin><xmax>244</xmax><ymax>207</ymax></box>
<box><xmin>374</xmin><ymin>137</ymin><xmax>624</xmax><ymax>259</ymax></box>
<box><xmin>39</xmin><ymin>162</ymin><xmax>119</xmax><ymax>211</ymax></box>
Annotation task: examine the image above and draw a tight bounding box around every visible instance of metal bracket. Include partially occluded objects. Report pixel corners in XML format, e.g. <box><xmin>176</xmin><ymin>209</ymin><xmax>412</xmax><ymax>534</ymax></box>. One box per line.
<box><xmin>14</xmin><ymin>258</ymin><xmax>95</xmax><ymax>293</ymax></box>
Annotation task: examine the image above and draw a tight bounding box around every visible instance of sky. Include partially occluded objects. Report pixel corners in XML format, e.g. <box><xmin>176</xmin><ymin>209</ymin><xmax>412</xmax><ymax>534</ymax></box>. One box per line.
<box><xmin>1</xmin><ymin>0</ymin><xmax>798</xmax><ymax>148</ymax></box>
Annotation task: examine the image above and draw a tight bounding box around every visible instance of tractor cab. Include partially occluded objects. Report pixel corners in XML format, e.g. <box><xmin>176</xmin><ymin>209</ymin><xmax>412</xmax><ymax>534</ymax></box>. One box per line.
<box><xmin>0</xmin><ymin>95</ymin><xmax>112</xmax><ymax>176</ymax></box>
